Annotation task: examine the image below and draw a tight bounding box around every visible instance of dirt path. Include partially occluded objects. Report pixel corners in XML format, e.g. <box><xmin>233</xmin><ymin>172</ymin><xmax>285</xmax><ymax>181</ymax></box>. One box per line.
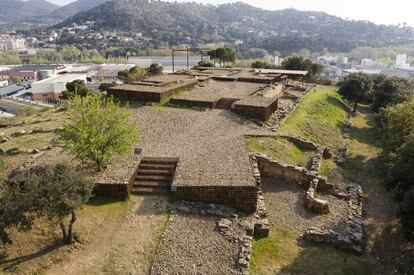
<box><xmin>44</xmin><ymin>195</ymin><xmax>170</xmax><ymax>275</ymax></box>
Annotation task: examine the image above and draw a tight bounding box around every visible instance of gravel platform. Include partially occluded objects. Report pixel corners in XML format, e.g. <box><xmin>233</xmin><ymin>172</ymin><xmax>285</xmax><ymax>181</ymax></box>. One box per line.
<box><xmin>262</xmin><ymin>176</ymin><xmax>349</xmax><ymax>233</ymax></box>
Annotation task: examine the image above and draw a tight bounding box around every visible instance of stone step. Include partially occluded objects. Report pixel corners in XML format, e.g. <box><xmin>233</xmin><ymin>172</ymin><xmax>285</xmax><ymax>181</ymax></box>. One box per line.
<box><xmin>141</xmin><ymin>157</ymin><xmax>179</xmax><ymax>165</ymax></box>
<box><xmin>132</xmin><ymin>186</ymin><xmax>170</xmax><ymax>195</ymax></box>
<box><xmin>215</xmin><ymin>98</ymin><xmax>238</xmax><ymax>110</ymax></box>
<box><xmin>134</xmin><ymin>180</ymin><xmax>170</xmax><ymax>188</ymax></box>
<box><xmin>137</xmin><ymin>169</ymin><xmax>172</xmax><ymax>176</ymax></box>
<box><xmin>136</xmin><ymin>175</ymin><xmax>171</xmax><ymax>182</ymax></box>
<box><xmin>138</xmin><ymin>163</ymin><xmax>176</xmax><ymax>170</ymax></box>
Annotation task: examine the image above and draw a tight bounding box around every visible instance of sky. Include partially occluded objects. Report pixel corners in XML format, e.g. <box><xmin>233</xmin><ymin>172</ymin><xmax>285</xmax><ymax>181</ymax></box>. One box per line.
<box><xmin>47</xmin><ymin>0</ymin><xmax>414</xmax><ymax>27</ymax></box>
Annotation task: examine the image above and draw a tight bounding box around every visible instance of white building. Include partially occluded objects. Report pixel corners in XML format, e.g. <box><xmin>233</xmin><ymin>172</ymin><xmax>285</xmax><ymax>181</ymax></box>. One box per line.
<box><xmin>93</xmin><ymin>64</ymin><xmax>135</xmax><ymax>82</ymax></box>
<box><xmin>31</xmin><ymin>73</ymin><xmax>87</xmax><ymax>101</ymax></box>
<box><xmin>0</xmin><ymin>79</ymin><xmax>8</xmax><ymax>87</ymax></box>
<box><xmin>395</xmin><ymin>54</ymin><xmax>410</xmax><ymax>69</ymax></box>
<box><xmin>5</xmin><ymin>38</ymin><xmax>26</xmax><ymax>52</ymax></box>
<box><xmin>361</xmin><ymin>59</ymin><xmax>375</xmax><ymax>67</ymax></box>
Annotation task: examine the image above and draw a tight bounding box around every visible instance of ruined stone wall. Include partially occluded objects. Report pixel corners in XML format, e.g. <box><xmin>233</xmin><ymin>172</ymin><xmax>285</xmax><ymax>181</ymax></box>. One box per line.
<box><xmin>175</xmin><ymin>186</ymin><xmax>258</xmax><ymax>213</ymax></box>
<box><xmin>256</xmin><ymin>154</ymin><xmax>337</xmax><ymax>195</ymax></box>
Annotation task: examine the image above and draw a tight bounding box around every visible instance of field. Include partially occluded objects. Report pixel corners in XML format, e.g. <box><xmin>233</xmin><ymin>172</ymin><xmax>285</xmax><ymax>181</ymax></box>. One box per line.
<box><xmin>245</xmin><ymin>135</ymin><xmax>316</xmax><ymax>167</ymax></box>
<box><xmin>280</xmin><ymin>86</ymin><xmax>348</xmax><ymax>151</ymax></box>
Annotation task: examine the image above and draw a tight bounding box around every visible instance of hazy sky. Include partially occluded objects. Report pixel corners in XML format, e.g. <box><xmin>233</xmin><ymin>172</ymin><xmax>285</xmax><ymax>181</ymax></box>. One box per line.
<box><xmin>47</xmin><ymin>0</ymin><xmax>414</xmax><ymax>27</ymax></box>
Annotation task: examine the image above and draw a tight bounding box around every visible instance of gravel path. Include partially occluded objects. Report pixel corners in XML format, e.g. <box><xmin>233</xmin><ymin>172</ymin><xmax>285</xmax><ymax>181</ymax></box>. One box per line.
<box><xmin>262</xmin><ymin>177</ymin><xmax>348</xmax><ymax>233</ymax></box>
<box><xmin>44</xmin><ymin>196</ymin><xmax>170</xmax><ymax>275</ymax></box>
<box><xmin>151</xmin><ymin>213</ymin><xmax>241</xmax><ymax>274</ymax></box>
<box><xmin>133</xmin><ymin>106</ymin><xmax>272</xmax><ymax>187</ymax></box>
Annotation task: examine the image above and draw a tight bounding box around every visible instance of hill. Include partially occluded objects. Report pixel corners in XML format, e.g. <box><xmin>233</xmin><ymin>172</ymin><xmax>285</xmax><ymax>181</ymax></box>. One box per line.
<box><xmin>0</xmin><ymin>0</ymin><xmax>58</xmax><ymax>24</ymax></box>
<box><xmin>51</xmin><ymin>0</ymin><xmax>111</xmax><ymax>19</ymax></box>
<box><xmin>54</xmin><ymin>0</ymin><xmax>414</xmax><ymax>54</ymax></box>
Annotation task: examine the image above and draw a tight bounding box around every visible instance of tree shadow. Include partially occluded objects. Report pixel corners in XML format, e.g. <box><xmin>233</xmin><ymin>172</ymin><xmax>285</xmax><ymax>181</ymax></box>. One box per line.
<box><xmin>87</xmin><ymin>194</ymin><xmax>127</xmax><ymax>206</ymax></box>
<box><xmin>278</xmin><ymin>240</ymin><xmax>378</xmax><ymax>275</ymax></box>
<box><xmin>134</xmin><ymin>194</ymin><xmax>172</xmax><ymax>216</ymax></box>
<box><xmin>0</xmin><ymin>241</ymin><xmax>64</xmax><ymax>271</ymax></box>
<box><xmin>367</xmin><ymin>221</ymin><xmax>414</xmax><ymax>274</ymax></box>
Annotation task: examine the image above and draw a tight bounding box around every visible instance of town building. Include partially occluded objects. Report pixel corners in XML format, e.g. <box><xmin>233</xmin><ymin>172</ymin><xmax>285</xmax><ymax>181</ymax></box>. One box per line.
<box><xmin>31</xmin><ymin>73</ymin><xmax>87</xmax><ymax>101</ymax></box>
<box><xmin>361</xmin><ymin>59</ymin><xmax>375</xmax><ymax>67</ymax></box>
<box><xmin>0</xmin><ymin>64</ymin><xmax>68</xmax><ymax>83</ymax></box>
<box><xmin>395</xmin><ymin>54</ymin><xmax>410</xmax><ymax>69</ymax></box>
<box><xmin>92</xmin><ymin>64</ymin><xmax>135</xmax><ymax>82</ymax></box>
<box><xmin>5</xmin><ymin>38</ymin><xmax>26</xmax><ymax>52</ymax></box>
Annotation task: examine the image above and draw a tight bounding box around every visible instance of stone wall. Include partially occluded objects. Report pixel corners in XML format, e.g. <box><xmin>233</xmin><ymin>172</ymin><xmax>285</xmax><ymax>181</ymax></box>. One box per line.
<box><xmin>93</xmin><ymin>163</ymin><xmax>139</xmax><ymax>199</ymax></box>
<box><xmin>175</xmin><ymin>185</ymin><xmax>258</xmax><ymax>213</ymax></box>
<box><xmin>233</xmin><ymin>99</ymin><xmax>278</xmax><ymax>122</ymax></box>
<box><xmin>303</xmin><ymin>183</ymin><xmax>365</xmax><ymax>255</ymax></box>
<box><xmin>256</xmin><ymin>154</ymin><xmax>316</xmax><ymax>187</ymax></box>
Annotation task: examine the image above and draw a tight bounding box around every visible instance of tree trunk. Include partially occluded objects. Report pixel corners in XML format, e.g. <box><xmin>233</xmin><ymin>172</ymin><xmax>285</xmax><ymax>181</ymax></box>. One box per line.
<box><xmin>60</xmin><ymin>222</ymin><xmax>68</xmax><ymax>242</ymax></box>
<box><xmin>67</xmin><ymin>211</ymin><xmax>76</xmax><ymax>244</ymax></box>
<box><xmin>60</xmin><ymin>211</ymin><xmax>77</xmax><ymax>244</ymax></box>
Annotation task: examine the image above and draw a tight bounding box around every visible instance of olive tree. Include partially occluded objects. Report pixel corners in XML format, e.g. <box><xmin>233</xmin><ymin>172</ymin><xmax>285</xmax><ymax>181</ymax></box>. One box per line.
<box><xmin>0</xmin><ymin>163</ymin><xmax>93</xmax><ymax>244</ymax></box>
<box><xmin>59</xmin><ymin>95</ymin><xmax>138</xmax><ymax>171</ymax></box>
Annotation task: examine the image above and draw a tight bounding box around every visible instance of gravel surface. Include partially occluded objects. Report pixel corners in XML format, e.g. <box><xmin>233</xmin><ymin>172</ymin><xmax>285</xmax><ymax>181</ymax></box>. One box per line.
<box><xmin>151</xmin><ymin>213</ymin><xmax>242</xmax><ymax>274</ymax></box>
<box><xmin>172</xmin><ymin>80</ymin><xmax>266</xmax><ymax>102</ymax></box>
<box><xmin>133</xmin><ymin>106</ymin><xmax>272</xmax><ymax>187</ymax></box>
<box><xmin>262</xmin><ymin>176</ymin><xmax>349</xmax><ymax>233</ymax></box>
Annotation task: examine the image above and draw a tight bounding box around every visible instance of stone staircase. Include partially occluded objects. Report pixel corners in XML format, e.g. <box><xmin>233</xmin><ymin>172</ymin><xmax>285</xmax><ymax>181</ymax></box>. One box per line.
<box><xmin>132</xmin><ymin>157</ymin><xmax>179</xmax><ymax>194</ymax></box>
<box><xmin>215</xmin><ymin>98</ymin><xmax>239</xmax><ymax>110</ymax></box>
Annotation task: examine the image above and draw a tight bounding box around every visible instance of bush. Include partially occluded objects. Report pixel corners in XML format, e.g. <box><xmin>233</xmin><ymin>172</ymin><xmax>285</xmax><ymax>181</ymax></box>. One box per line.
<box><xmin>372</xmin><ymin>76</ymin><xmax>414</xmax><ymax>111</ymax></box>
<box><xmin>198</xmin><ymin>60</ymin><xmax>213</xmax><ymax>67</ymax></box>
<box><xmin>148</xmin><ymin>63</ymin><xmax>163</xmax><ymax>75</ymax></box>
<box><xmin>251</xmin><ymin>60</ymin><xmax>276</xmax><ymax>69</ymax></box>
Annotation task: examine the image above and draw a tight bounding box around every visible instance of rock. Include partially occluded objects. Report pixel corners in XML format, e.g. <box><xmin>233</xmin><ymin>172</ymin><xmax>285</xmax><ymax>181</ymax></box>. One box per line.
<box><xmin>217</xmin><ymin>219</ymin><xmax>232</xmax><ymax>229</ymax></box>
<box><xmin>6</xmin><ymin>147</ymin><xmax>20</xmax><ymax>155</ymax></box>
<box><xmin>176</xmin><ymin>205</ymin><xmax>191</xmax><ymax>213</ymax></box>
<box><xmin>11</xmin><ymin>130</ymin><xmax>27</xmax><ymax>137</ymax></box>
<box><xmin>0</xmin><ymin>137</ymin><xmax>8</xmax><ymax>143</ymax></box>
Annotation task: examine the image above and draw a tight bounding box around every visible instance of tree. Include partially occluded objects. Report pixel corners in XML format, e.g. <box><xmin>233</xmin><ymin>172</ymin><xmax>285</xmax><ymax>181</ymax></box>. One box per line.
<box><xmin>338</xmin><ymin>73</ymin><xmax>374</xmax><ymax>112</ymax></box>
<box><xmin>148</xmin><ymin>63</ymin><xmax>163</xmax><ymax>75</ymax></box>
<box><xmin>372</xmin><ymin>76</ymin><xmax>414</xmax><ymax>111</ymax></box>
<box><xmin>10</xmin><ymin>76</ymin><xmax>21</xmax><ymax>84</ymax></box>
<box><xmin>281</xmin><ymin>56</ymin><xmax>323</xmax><ymax>80</ymax></box>
<box><xmin>382</xmin><ymin>98</ymin><xmax>414</xmax><ymax>151</ymax></box>
<box><xmin>386</xmin><ymin>136</ymin><xmax>414</xmax><ymax>194</ymax></box>
<box><xmin>0</xmin><ymin>163</ymin><xmax>93</xmax><ymax>244</ymax></box>
<box><xmin>59</xmin><ymin>95</ymin><xmax>138</xmax><ymax>172</ymax></box>
<box><xmin>207</xmin><ymin>47</ymin><xmax>236</xmax><ymax>67</ymax></box>
<box><xmin>61</xmin><ymin>80</ymin><xmax>95</xmax><ymax>100</ymax></box>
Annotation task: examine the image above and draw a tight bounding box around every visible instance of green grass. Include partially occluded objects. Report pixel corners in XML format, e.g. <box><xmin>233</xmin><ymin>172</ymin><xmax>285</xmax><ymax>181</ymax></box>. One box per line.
<box><xmin>280</xmin><ymin>87</ymin><xmax>348</xmax><ymax>151</ymax></box>
<box><xmin>250</xmin><ymin>226</ymin><xmax>376</xmax><ymax>275</ymax></box>
<box><xmin>245</xmin><ymin>135</ymin><xmax>315</xmax><ymax>167</ymax></box>
<box><xmin>319</xmin><ymin>104</ymin><xmax>385</xmax><ymax>190</ymax></box>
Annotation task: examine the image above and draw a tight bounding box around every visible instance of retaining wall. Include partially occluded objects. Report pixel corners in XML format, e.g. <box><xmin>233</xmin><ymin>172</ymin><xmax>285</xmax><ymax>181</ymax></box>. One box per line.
<box><xmin>93</xmin><ymin>164</ymin><xmax>139</xmax><ymax>199</ymax></box>
<box><xmin>234</xmin><ymin>99</ymin><xmax>278</xmax><ymax>122</ymax></box>
<box><xmin>175</xmin><ymin>185</ymin><xmax>258</xmax><ymax>213</ymax></box>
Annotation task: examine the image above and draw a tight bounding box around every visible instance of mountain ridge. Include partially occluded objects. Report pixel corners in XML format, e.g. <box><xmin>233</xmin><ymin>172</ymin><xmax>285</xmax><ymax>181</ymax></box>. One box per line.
<box><xmin>53</xmin><ymin>0</ymin><xmax>414</xmax><ymax>54</ymax></box>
